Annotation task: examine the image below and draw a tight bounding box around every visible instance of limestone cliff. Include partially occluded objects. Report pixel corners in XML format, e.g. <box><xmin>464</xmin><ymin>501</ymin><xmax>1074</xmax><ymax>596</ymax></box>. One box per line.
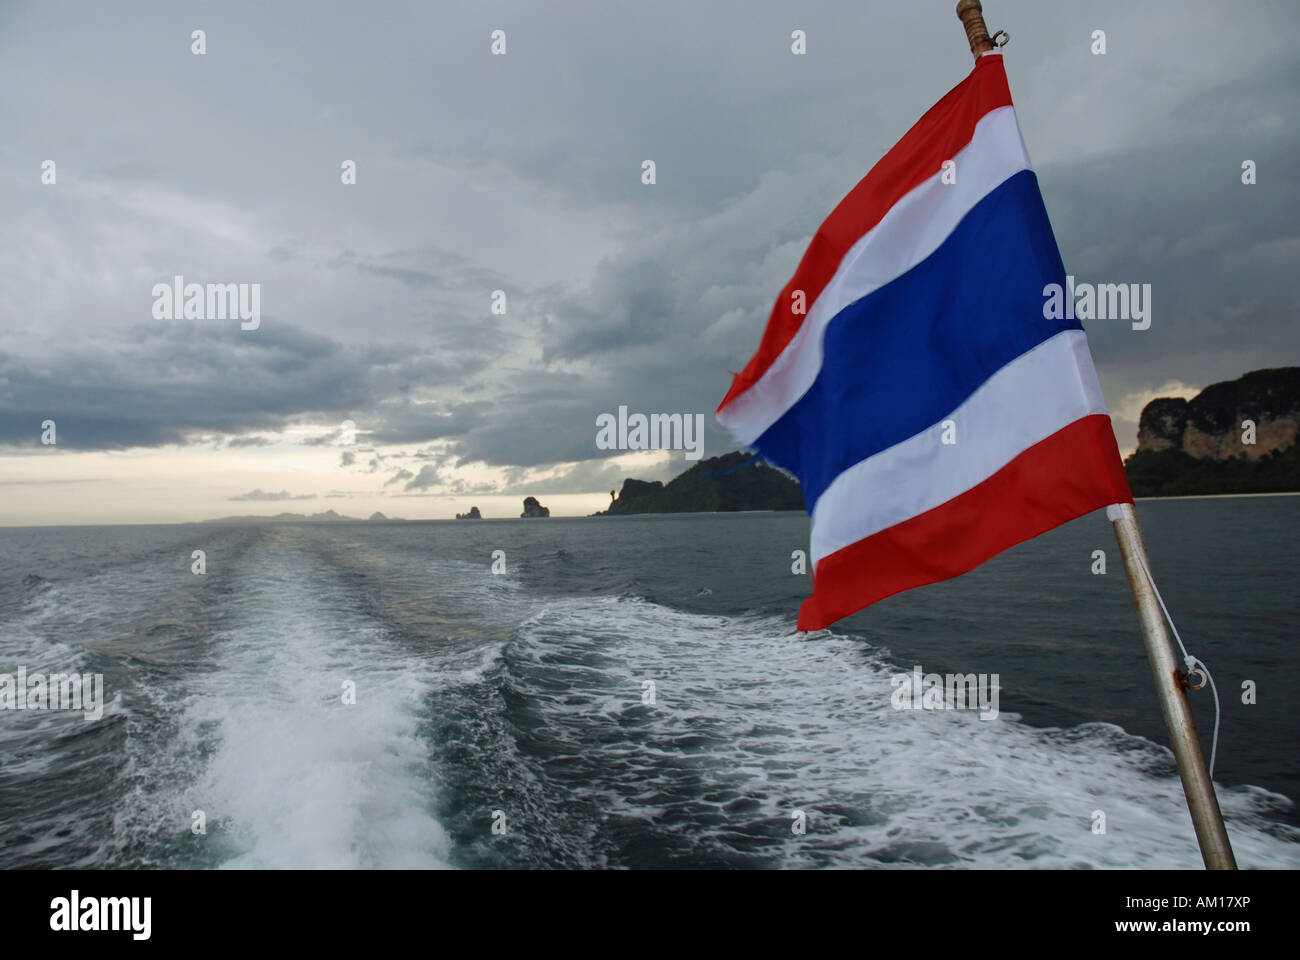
<box><xmin>1136</xmin><ymin>367</ymin><xmax>1300</xmax><ymax>461</ymax></box>
<box><xmin>1126</xmin><ymin>367</ymin><xmax>1300</xmax><ymax>496</ymax></box>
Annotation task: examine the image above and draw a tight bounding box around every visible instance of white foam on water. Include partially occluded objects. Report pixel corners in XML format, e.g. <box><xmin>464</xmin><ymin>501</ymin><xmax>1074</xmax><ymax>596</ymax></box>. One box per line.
<box><xmin>0</xmin><ymin>578</ymin><xmax>132</xmax><ymax>866</ymax></box>
<box><xmin>2</xmin><ymin>579</ymin><xmax>96</xmax><ymax>672</ymax></box>
<box><xmin>505</xmin><ymin>595</ymin><xmax>1300</xmax><ymax>869</ymax></box>
<box><xmin>12</xmin><ymin>525</ymin><xmax>1294</xmax><ymax>871</ymax></box>
<box><xmin>0</xmin><ymin>579</ymin><xmax>127</xmax><ymax>746</ymax></box>
<box><xmin>169</xmin><ymin>534</ymin><xmax>452</xmax><ymax>869</ymax></box>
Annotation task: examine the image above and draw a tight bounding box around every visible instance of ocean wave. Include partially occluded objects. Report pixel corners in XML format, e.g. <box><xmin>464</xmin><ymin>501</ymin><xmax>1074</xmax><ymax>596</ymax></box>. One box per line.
<box><xmin>470</xmin><ymin>595</ymin><xmax>1300</xmax><ymax>869</ymax></box>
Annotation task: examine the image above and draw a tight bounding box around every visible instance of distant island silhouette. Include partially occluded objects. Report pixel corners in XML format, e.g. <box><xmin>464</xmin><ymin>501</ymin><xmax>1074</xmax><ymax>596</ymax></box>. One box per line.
<box><xmin>521</xmin><ymin>496</ymin><xmax>551</xmax><ymax>518</ymax></box>
<box><xmin>594</xmin><ymin>451</ymin><xmax>804</xmax><ymax>515</ymax></box>
<box><xmin>202</xmin><ymin>510</ymin><xmax>402</xmax><ymax>524</ymax></box>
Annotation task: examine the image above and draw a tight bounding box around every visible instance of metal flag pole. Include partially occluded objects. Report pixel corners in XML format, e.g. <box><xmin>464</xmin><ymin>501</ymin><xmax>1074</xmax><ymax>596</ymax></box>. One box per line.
<box><xmin>1108</xmin><ymin>503</ymin><xmax>1236</xmax><ymax>868</ymax></box>
<box><xmin>953</xmin><ymin>0</ymin><xmax>1237</xmax><ymax>870</ymax></box>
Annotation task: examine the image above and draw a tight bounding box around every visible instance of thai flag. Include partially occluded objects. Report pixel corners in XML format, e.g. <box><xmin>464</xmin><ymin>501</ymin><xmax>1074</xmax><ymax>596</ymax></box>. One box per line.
<box><xmin>716</xmin><ymin>53</ymin><xmax>1133</xmax><ymax>630</ymax></box>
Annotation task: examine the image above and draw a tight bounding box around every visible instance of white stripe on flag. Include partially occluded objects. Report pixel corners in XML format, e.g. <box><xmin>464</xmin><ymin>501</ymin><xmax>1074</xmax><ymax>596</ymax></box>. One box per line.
<box><xmin>718</xmin><ymin>106</ymin><xmax>1031</xmax><ymax>445</ymax></box>
<box><xmin>809</xmin><ymin>330</ymin><xmax>1109</xmax><ymax>565</ymax></box>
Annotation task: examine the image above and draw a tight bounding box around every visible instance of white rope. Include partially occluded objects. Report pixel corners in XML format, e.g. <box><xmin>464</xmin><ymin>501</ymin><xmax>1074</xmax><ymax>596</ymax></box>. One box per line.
<box><xmin>1107</xmin><ymin>505</ymin><xmax>1222</xmax><ymax>778</ymax></box>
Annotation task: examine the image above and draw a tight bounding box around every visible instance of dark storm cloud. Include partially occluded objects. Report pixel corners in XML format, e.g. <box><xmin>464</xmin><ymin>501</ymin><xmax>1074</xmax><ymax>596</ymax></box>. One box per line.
<box><xmin>1</xmin><ymin>0</ymin><xmax>1295</xmax><ymax>478</ymax></box>
<box><xmin>439</xmin><ymin>362</ymin><xmax>739</xmax><ymax>471</ymax></box>
<box><xmin>364</xmin><ymin>398</ymin><xmax>492</xmax><ymax>446</ymax></box>
<box><xmin>0</xmin><ymin>322</ymin><xmax>486</xmax><ymax>450</ymax></box>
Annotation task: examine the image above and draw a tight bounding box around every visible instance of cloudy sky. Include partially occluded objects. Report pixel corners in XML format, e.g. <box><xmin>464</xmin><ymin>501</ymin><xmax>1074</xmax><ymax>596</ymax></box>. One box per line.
<box><xmin>1</xmin><ymin>0</ymin><xmax>1296</xmax><ymax>525</ymax></box>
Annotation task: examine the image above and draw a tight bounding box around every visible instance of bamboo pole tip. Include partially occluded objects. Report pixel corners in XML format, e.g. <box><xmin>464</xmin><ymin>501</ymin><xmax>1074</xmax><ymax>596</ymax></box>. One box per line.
<box><xmin>955</xmin><ymin>0</ymin><xmax>995</xmax><ymax>59</ymax></box>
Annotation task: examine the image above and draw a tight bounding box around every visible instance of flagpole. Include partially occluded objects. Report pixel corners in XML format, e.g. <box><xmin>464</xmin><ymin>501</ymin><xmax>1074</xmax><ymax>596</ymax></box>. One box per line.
<box><xmin>1108</xmin><ymin>503</ymin><xmax>1236</xmax><ymax>869</ymax></box>
<box><xmin>954</xmin><ymin>0</ymin><xmax>1237</xmax><ymax>871</ymax></box>
<box><xmin>955</xmin><ymin>0</ymin><xmax>996</xmax><ymax>57</ymax></box>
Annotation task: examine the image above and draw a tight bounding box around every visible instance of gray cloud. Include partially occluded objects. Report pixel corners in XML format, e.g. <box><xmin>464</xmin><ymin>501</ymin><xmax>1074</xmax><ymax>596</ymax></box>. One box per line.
<box><xmin>227</xmin><ymin>435</ymin><xmax>273</xmax><ymax>448</ymax></box>
<box><xmin>403</xmin><ymin>465</ymin><xmax>444</xmax><ymax>492</ymax></box>
<box><xmin>228</xmin><ymin>489</ymin><xmax>316</xmax><ymax>502</ymax></box>
<box><xmin>0</xmin><ymin>322</ymin><xmax>484</xmax><ymax>451</ymax></box>
<box><xmin>0</xmin><ymin>0</ymin><xmax>1295</xmax><ymax>482</ymax></box>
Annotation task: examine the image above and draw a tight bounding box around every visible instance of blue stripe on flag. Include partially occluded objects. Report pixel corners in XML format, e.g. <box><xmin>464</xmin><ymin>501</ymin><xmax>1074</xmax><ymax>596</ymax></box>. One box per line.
<box><xmin>753</xmin><ymin>170</ymin><xmax>1080</xmax><ymax>512</ymax></box>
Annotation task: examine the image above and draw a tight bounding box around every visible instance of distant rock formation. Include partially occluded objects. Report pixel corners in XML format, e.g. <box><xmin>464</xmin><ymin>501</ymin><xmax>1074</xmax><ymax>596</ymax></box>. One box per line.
<box><xmin>1136</xmin><ymin>367</ymin><xmax>1299</xmax><ymax>460</ymax></box>
<box><xmin>203</xmin><ymin>510</ymin><xmax>404</xmax><ymax>524</ymax></box>
<box><xmin>456</xmin><ymin>506</ymin><xmax>482</xmax><ymax>519</ymax></box>
<box><xmin>1126</xmin><ymin>367</ymin><xmax>1300</xmax><ymax>496</ymax></box>
<box><xmin>521</xmin><ymin>496</ymin><xmax>550</xmax><ymax>518</ymax></box>
<box><xmin>594</xmin><ymin>451</ymin><xmax>804</xmax><ymax>515</ymax></box>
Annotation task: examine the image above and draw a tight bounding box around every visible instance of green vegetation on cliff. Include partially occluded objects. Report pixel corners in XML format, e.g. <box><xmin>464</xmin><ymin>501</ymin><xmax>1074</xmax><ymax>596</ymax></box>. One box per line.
<box><xmin>598</xmin><ymin>451</ymin><xmax>804</xmax><ymax>514</ymax></box>
<box><xmin>1124</xmin><ymin>444</ymin><xmax>1300</xmax><ymax>497</ymax></box>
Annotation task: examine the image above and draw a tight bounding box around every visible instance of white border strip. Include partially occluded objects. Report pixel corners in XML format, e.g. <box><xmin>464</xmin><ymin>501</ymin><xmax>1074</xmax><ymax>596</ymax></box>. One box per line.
<box><xmin>809</xmin><ymin>330</ymin><xmax>1109</xmax><ymax>564</ymax></box>
<box><xmin>718</xmin><ymin>105</ymin><xmax>1031</xmax><ymax>444</ymax></box>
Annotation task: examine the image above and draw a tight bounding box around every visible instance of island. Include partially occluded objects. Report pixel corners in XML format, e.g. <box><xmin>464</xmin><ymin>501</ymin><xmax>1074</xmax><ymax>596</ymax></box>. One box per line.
<box><xmin>521</xmin><ymin>496</ymin><xmax>551</xmax><ymax>518</ymax></box>
<box><xmin>1124</xmin><ymin>366</ymin><xmax>1299</xmax><ymax>497</ymax></box>
<box><xmin>456</xmin><ymin>506</ymin><xmax>483</xmax><ymax>519</ymax></box>
<box><xmin>594</xmin><ymin>451</ymin><xmax>804</xmax><ymax>515</ymax></box>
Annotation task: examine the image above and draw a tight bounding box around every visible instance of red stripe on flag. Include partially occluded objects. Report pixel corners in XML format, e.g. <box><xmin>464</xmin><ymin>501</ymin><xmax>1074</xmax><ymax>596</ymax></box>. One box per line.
<box><xmin>718</xmin><ymin>55</ymin><xmax>1014</xmax><ymax>415</ymax></box>
<box><xmin>797</xmin><ymin>414</ymin><xmax>1133</xmax><ymax>630</ymax></box>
